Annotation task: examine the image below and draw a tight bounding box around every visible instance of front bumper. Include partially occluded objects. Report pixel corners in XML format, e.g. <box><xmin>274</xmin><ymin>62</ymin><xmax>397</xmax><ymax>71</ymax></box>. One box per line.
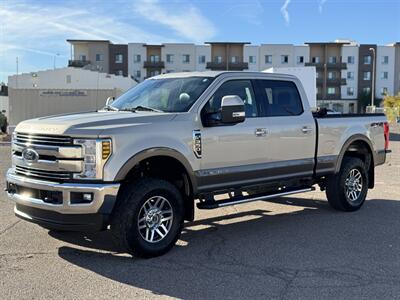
<box><xmin>6</xmin><ymin>169</ymin><xmax>120</xmax><ymax>231</ymax></box>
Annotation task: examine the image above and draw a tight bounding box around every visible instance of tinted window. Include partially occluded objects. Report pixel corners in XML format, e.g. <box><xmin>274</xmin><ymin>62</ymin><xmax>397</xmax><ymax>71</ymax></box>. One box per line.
<box><xmin>204</xmin><ymin>80</ymin><xmax>259</xmax><ymax>118</ymax></box>
<box><xmin>256</xmin><ymin>80</ymin><xmax>303</xmax><ymax>116</ymax></box>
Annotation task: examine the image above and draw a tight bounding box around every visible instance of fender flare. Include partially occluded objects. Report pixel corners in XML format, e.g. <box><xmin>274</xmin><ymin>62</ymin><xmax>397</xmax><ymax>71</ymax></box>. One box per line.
<box><xmin>114</xmin><ymin>147</ymin><xmax>198</xmax><ymax>193</ymax></box>
<box><xmin>335</xmin><ymin>134</ymin><xmax>376</xmax><ymax>188</ymax></box>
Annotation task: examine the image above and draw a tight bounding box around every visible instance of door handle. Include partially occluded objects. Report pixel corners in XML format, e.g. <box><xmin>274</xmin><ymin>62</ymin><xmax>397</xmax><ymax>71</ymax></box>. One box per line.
<box><xmin>301</xmin><ymin>126</ymin><xmax>312</xmax><ymax>134</ymax></box>
<box><xmin>255</xmin><ymin>128</ymin><xmax>268</xmax><ymax>137</ymax></box>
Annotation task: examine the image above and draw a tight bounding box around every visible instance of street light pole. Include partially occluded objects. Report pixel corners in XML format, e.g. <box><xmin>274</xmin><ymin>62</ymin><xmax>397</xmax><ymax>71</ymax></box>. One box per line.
<box><xmin>53</xmin><ymin>53</ymin><xmax>60</xmax><ymax>69</ymax></box>
<box><xmin>369</xmin><ymin>47</ymin><xmax>375</xmax><ymax>107</ymax></box>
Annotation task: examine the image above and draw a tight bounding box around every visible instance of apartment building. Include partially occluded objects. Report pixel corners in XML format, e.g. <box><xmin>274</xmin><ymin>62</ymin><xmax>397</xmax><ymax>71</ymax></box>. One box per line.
<box><xmin>205</xmin><ymin>42</ymin><xmax>249</xmax><ymax>71</ymax></box>
<box><xmin>67</xmin><ymin>39</ymin><xmax>400</xmax><ymax>113</ymax></box>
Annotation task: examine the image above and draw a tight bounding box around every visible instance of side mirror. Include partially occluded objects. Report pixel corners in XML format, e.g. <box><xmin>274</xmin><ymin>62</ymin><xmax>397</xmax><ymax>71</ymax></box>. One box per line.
<box><xmin>105</xmin><ymin>96</ymin><xmax>115</xmax><ymax>106</ymax></box>
<box><xmin>220</xmin><ymin>95</ymin><xmax>245</xmax><ymax>124</ymax></box>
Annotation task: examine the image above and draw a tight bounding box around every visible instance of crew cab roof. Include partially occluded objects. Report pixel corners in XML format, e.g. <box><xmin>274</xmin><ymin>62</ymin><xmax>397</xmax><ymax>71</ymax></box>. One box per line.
<box><xmin>151</xmin><ymin>71</ymin><xmax>299</xmax><ymax>81</ymax></box>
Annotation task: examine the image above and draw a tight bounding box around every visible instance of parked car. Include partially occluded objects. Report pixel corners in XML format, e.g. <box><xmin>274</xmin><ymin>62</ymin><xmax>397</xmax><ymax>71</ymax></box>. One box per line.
<box><xmin>6</xmin><ymin>71</ymin><xmax>390</xmax><ymax>258</ymax></box>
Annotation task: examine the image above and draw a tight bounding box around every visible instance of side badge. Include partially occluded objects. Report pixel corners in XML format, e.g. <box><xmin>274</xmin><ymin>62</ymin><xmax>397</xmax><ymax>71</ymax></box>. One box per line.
<box><xmin>192</xmin><ymin>130</ymin><xmax>202</xmax><ymax>158</ymax></box>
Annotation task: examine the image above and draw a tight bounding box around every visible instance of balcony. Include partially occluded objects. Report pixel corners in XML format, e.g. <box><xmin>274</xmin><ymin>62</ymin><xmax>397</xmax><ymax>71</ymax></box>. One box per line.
<box><xmin>206</xmin><ymin>61</ymin><xmax>248</xmax><ymax>70</ymax></box>
<box><xmin>305</xmin><ymin>62</ymin><xmax>347</xmax><ymax>70</ymax></box>
<box><xmin>68</xmin><ymin>60</ymin><xmax>91</xmax><ymax>68</ymax></box>
<box><xmin>228</xmin><ymin>62</ymin><xmax>248</xmax><ymax>70</ymax></box>
<box><xmin>143</xmin><ymin>61</ymin><xmax>165</xmax><ymax>68</ymax></box>
<box><xmin>206</xmin><ymin>62</ymin><xmax>227</xmax><ymax>70</ymax></box>
<box><xmin>317</xmin><ymin>94</ymin><xmax>341</xmax><ymax>100</ymax></box>
<box><xmin>317</xmin><ymin>78</ymin><xmax>347</xmax><ymax>85</ymax></box>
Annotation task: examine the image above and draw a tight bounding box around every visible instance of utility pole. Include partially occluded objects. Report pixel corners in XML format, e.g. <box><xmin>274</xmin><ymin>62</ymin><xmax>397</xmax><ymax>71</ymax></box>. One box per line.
<box><xmin>369</xmin><ymin>47</ymin><xmax>376</xmax><ymax>107</ymax></box>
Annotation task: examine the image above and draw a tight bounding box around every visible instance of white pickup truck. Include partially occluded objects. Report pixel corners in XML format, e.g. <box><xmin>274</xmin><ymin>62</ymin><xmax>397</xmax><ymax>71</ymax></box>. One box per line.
<box><xmin>6</xmin><ymin>71</ymin><xmax>391</xmax><ymax>257</ymax></box>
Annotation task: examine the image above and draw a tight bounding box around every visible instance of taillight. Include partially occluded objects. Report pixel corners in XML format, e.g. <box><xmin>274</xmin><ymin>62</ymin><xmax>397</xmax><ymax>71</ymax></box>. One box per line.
<box><xmin>383</xmin><ymin>122</ymin><xmax>390</xmax><ymax>150</ymax></box>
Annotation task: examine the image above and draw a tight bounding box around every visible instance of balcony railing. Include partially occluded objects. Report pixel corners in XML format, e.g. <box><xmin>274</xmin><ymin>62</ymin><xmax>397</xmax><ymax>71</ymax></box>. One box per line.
<box><xmin>317</xmin><ymin>94</ymin><xmax>341</xmax><ymax>100</ymax></box>
<box><xmin>317</xmin><ymin>78</ymin><xmax>347</xmax><ymax>85</ymax></box>
<box><xmin>68</xmin><ymin>60</ymin><xmax>91</xmax><ymax>68</ymax></box>
<box><xmin>228</xmin><ymin>62</ymin><xmax>248</xmax><ymax>70</ymax></box>
<box><xmin>206</xmin><ymin>61</ymin><xmax>248</xmax><ymax>70</ymax></box>
<box><xmin>305</xmin><ymin>62</ymin><xmax>347</xmax><ymax>70</ymax></box>
<box><xmin>143</xmin><ymin>61</ymin><xmax>165</xmax><ymax>68</ymax></box>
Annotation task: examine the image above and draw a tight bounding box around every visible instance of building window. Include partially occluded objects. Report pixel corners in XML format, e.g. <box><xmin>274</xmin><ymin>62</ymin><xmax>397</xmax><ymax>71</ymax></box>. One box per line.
<box><xmin>327</xmin><ymin>87</ymin><xmax>336</xmax><ymax>95</ymax></box>
<box><xmin>381</xmin><ymin>71</ymin><xmax>388</xmax><ymax>79</ymax></box>
<box><xmin>296</xmin><ymin>56</ymin><xmax>304</xmax><ymax>64</ymax></box>
<box><xmin>363</xmin><ymin>55</ymin><xmax>371</xmax><ymax>64</ymax></box>
<box><xmin>363</xmin><ymin>87</ymin><xmax>371</xmax><ymax>94</ymax></box>
<box><xmin>265</xmin><ymin>55</ymin><xmax>272</xmax><ymax>64</ymax></box>
<box><xmin>316</xmin><ymin>72</ymin><xmax>319</xmax><ymax>79</ymax></box>
<box><xmin>381</xmin><ymin>87</ymin><xmax>388</xmax><ymax>96</ymax></box>
<box><xmin>79</xmin><ymin>55</ymin><xmax>87</xmax><ymax>61</ymax></box>
<box><xmin>166</xmin><ymin>54</ymin><xmax>174</xmax><ymax>63</ymax></box>
<box><xmin>198</xmin><ymin>55</ymin><xmax>206</xmax><ymax>64</ymax></box>
<box><xmin>135</xmin><ymin>70</ymin><xmax>141</xmax><ymax>78</ymax></box>
<box><xmin>150</xmin><ymin>70</ymin><xmax>160</xmax><ymax>77</ymax></box>
<box><xmin>347</xmin><ymin>87</ymin><xmax>354</xmax><ymax>96</ymax></box>
<box><xmin>328</xmin><ymin>56</ymin><xmax>337</xmax><ymax>64</ymax></box>
<box><xmin>150</xmin><ymin>55</ymin><xmax>160</xmax><ymax>63</ymax></box>
<box><xmin>66</xmin><ymin>75</ymin><xmax>71</xmax><ymax>84</ymax></box>
<box><xmin>382</xmin><ymin>56</ymin><xmax>389</xmax><ymax>64</ymax></box>
<box><xmin>249</xmin><ymin>55</ymin><xmax>256</xmax><ymax>64</ymax></box>
<box><xmin>134</xmin><ymin>54</ymin><xmax>141</xmax><ymax>63</ymax></box>
<box><xmin>347</xmin><ymin>56</ymin><xmax>355</xmax><ymax>64</ymax></box>
<box><xmin>214</xmin><ymin>56</ymin><xmax>222</xmax><ymax>63</ymax></box>
<box><xmin>312</xmin><ymin>56</ymin><xmax>320</xmax><ymax>63</ymax></box>
<box><xmin>281</xmin><ymin>55</ymin><xmax>289</xmax><ymax>64</ymax></box>
<box><xmin>347</xmin><ymin>71</ymin><xmax>354</xmax><ymax>80</ymax></box>
<box><xmin>115</xmin><ymin>54</ymin><xmax>123</xmax><ymax>63</ymax></box>
<box><xmin>116</xmin><ymin>70</ymin><xmax>123</xmax><ymax>76</ymax></box>
<box><xmin>95</xmin><ymin>54</ymin><xmax>104</xmax><ymax>62</ymax></box>
<box><xmin>231</xmin><ymin>56</ymin><xmax>239</xmax><ymax>63</ymax></box>
<box><xmin>363</xmin><ymin>71</ymin><xmax>371</xmax><ymax>80</ymax></box>
<box><xmin>182</xmin><ymin>54</ymin><xmax>190</xmax><ymax>63</ymax></box>
<box><xmin>328</xmin><ymin>71</ymin><xmax>336</xmax><ymax>79</ymax></box>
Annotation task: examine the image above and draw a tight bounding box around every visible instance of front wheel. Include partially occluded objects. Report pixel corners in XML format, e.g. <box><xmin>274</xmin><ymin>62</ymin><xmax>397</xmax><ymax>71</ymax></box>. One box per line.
<box><xmin>326</xmin><ymin>157</ymin><xmax>368</xmax><ymax>212</ymax></box>
<box><xmin>111</xmin><ymin>178</ymin><xmax>185</xmax><ymax>258</ymax></box>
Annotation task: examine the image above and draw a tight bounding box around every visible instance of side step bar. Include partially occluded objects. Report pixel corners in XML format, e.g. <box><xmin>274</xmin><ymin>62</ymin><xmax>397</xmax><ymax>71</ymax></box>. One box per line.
<box><xmin>197</xmin><ymin>187</ymin><xmax>315</xmax><ymax>209</ymax></box>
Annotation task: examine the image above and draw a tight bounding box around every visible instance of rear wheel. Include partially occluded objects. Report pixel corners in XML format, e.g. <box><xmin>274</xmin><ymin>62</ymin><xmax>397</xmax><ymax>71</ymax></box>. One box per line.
<box><xmin>111</xmin><ymin>178</ymin><xmax>184</xmax><ymax>258</ymax></box>
<box><xmin>326</xmin><ymin>157</ymin><xmax>368</xmax><ymax>212</ymax></box>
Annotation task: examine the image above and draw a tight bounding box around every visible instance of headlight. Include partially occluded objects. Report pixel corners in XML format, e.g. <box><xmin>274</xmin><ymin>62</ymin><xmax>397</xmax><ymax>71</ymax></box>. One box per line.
<box><xmin>73</xmin><ymin>138</ymin><xmax>112</xmax><ymax>180</ymax></box>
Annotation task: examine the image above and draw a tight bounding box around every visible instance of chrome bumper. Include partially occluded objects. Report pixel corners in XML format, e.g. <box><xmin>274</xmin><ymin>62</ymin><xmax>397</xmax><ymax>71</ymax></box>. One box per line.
<box><xmin>6</xmin><ymin>169</ymin><xmax>120</xmax><ymax>215</ymax></box>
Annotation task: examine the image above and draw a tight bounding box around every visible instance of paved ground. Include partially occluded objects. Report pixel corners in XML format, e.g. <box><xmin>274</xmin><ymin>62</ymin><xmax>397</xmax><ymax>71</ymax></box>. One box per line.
<box><xmin>0</xmin><ymin>127</ymin><xmax>399</xmax><ymax>299</ymax></box>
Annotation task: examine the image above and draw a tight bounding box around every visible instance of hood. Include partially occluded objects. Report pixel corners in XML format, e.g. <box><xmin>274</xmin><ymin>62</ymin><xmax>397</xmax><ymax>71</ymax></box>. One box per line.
<box><xmin>15</xmin><ymin>111</ymin><xmax>177</xmax><ymax>136</ymax></box>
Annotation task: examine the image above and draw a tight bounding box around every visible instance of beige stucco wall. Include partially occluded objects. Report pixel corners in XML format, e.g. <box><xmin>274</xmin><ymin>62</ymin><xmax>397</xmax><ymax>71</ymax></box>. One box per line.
<box><xmin>8</xmin><ymin>88</ymin><xmax>123</xmax><ymax>126</ymax></box>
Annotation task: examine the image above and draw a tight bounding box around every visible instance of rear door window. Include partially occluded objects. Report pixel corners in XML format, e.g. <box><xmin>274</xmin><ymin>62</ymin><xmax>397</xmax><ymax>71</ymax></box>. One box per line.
<box><xmin>256</xmin><ymin>80</ymin><xmax>303</xmax><ymax>117</ymax></box>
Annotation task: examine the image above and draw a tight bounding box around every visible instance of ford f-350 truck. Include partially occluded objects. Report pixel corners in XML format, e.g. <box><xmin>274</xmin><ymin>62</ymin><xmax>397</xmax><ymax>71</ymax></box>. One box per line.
<box><xmin>6</xmin><ymin>71</ymin><xmax>390</xmax><ymax>258</ymax></box>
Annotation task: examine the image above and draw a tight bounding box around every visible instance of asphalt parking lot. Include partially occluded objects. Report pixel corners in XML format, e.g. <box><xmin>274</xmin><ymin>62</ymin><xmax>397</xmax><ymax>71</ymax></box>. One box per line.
<box><xmin>1</xmin><ymin>127</ymin><xmax>399</xmax><ymax>299</ymax></box>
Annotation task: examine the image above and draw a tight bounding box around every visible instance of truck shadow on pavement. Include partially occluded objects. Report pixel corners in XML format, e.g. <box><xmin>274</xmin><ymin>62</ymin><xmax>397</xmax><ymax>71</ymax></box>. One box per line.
<box><xmin>54</xmin><ymin>197</ymin><xmax>400</xmax><ymax>298</ymax></box>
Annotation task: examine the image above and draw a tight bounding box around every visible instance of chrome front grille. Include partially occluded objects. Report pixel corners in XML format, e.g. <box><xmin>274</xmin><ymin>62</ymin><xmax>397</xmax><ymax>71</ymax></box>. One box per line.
<box><xmin>15</xmin><ymin>166</ymin><xmax>73</xmax><ymax>181</ymax></box>
<box><xmin>12</xmin><ymin>132</ymin><xmax>82</xmax><ymax>182</ymax></box>
<box><xmin>14</xmin><ymin>132</ymin><xmax>73</xmax><ymax>147</ymax></box>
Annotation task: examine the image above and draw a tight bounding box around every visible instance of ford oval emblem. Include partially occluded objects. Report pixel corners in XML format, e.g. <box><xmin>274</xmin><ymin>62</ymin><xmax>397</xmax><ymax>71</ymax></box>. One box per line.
<box><xmin>22</xmin><ymin>148</ymin><xmax>39</xmax><ymax>164</ymax></box>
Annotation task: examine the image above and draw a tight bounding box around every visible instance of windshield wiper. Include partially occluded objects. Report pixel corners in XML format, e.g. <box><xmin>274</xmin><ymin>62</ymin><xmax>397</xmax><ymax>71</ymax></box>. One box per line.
<box><xmin>102</xmin><ymin>105</ymin><xmax>119</xmax><ymax>111</ymax></box>
<box><xmin>121</xmin><ymin>105</ymin><xmax>163</xmax><ymax>113</ymax></box>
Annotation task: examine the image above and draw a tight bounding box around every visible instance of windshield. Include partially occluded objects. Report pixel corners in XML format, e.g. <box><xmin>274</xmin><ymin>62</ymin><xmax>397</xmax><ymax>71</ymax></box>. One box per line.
<box><xmin>111</xmin><ymin>77</ymin><xmax>214</xmax><ymax>112</ymax></box>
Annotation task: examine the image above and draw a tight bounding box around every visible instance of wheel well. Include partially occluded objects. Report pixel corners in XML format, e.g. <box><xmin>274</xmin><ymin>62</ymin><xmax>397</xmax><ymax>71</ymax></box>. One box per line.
<box><xmin>342</xmin><ymin>140</ymin><xmax>374</xmax><ymax>188</ymax></box>
<box><xmin>123</xmin><ymin>155</ymin><xmax>195</xmax><ymax>220</ymax></box>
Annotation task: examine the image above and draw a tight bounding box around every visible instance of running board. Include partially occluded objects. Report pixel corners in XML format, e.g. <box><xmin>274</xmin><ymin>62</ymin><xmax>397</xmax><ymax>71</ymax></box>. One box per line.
<box><xmin>197</xmin><ymin>187</ymin><xmax>315</xmax><ymax>209</ymax></box>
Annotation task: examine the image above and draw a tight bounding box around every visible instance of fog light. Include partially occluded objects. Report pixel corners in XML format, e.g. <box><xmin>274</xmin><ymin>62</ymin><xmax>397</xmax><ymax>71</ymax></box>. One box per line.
<box><xmin>83</xmin><ymin>193</ymin><xmax>93</xmax><ymax>202</ymax></box>
<box><xmin>70</xmin><ymin>192</ymin><xmax>94</xmax><ymax>204</ymax></box>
